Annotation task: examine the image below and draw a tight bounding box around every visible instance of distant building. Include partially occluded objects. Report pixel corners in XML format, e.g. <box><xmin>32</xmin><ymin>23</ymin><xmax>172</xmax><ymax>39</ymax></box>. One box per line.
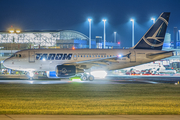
<box><xmin>163</xmin><ymin>33</ymin><xmax>171</xmax><ymax>49</ymax></box>
<box><xmin>96</xmin><ymin>36</ymin><xmax>103</xmax><ymax>49</ymax></box>
<box><xmin>173</xmin><ymin>27</ymin><xmax>178</xmax><ymax>49</ymax></box>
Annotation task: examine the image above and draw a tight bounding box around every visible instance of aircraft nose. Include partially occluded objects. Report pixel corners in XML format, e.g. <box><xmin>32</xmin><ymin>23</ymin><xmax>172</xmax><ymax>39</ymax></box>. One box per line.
<box><xmin>3</xmin><ymin>58</ymin><xmax>11</xmax><ymax>68</ymax></box>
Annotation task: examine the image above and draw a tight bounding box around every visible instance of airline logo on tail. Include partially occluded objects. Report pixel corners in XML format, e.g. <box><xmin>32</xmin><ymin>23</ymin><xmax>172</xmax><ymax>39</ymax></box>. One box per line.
<box><xmin>133</xmin><ymin>12</ymin><xmax>170</xmax><ymax>50</ymax></box>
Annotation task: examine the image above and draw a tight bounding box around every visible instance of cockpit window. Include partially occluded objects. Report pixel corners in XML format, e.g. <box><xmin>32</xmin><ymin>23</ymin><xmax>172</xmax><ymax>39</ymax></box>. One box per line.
<box><xmin>11</xmin><ymin>54</ymin><xmax>21</xmax><ymax>57</ymax></box>
<box><xmin>11</xmin><ymin>54</ymin><xmax>15</xmax><ymax>57</ymax></box>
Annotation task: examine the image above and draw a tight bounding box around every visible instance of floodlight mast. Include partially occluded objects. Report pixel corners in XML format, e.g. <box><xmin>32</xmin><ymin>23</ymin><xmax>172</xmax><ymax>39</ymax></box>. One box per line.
<box><xmin>114</xmin><ymin>32</ymin><xmax>117</xmax><ymax>43</ymax></box>
<box><xmin>102</xmin><ymin>19</ymin><xmax>106</xmax><ymax>49</ymax></box>
<box><xmin>130</xmin><ymin>18</ymin><xmax>134</xmax><ymax>47</ymax></box>
<box><xmin>88</xmin><ymin>18</ymin><xmax>92</xmax><ymax>49</ymax></box>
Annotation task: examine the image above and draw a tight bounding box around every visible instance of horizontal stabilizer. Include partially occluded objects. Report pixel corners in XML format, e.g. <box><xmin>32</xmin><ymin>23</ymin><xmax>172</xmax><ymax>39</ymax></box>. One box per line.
<box><xmin>146</xmin><ymin>51</ymin><xmax>174</xmax><ymax>59</ymax></box>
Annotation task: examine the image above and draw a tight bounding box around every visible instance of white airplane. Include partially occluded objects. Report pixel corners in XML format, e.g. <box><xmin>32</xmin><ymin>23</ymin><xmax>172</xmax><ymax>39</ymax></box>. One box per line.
<box><xmin>3</xmin><ymin>12</ymin><xmax>173</xmax><ymax>80</ymax></box>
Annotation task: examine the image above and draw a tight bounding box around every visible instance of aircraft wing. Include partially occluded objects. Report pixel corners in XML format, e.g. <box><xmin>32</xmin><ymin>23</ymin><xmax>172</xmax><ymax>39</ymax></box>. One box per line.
<box><xmin>63</xmin><ymin>53</ymin><xmax>131</xmax><ymax>68</ymax></box>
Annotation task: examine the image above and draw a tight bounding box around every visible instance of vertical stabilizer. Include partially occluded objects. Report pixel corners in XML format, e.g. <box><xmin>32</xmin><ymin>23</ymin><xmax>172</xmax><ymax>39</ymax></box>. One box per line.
<box><xmin>133</xmin><ymin>12</ymin><xmax>170</xmax><ymax>50</ymax></box>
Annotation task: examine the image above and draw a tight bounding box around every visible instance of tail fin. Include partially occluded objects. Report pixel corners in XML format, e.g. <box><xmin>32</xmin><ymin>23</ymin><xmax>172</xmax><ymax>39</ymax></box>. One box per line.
<box><xmin>133</xmin><ymin>12</ymin><xmax>170</xmax><ymax>50</ymax></box>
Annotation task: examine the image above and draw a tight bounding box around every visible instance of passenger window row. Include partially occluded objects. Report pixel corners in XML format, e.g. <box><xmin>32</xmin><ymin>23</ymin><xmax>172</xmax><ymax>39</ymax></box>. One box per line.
<box><xmin>77</xmin><ymin>55</ymin><xmax>115</xmax><ymax>58</ymax></box>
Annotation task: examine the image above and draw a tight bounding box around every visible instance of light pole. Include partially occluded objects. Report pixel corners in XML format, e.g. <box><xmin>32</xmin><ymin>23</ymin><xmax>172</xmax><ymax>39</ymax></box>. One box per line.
<box><xmin>88</xmin><ymin>18</ymin><xmax>92</xmax><ymax>49</ymax></box>
<box><xmin>102</xmin><ymin>19</ymin><xmax>106</xmax><ymax>49</ymax></box>
<box><xmin>179</xmin><ymin>30</ymin><xmax>180</xmax><ymax>41</ymax></box>
<box><xmin>151</xmin><ymin>17</ymin><xmax>155</xmax><ymax>24</ymax></box>
<box><xmin>130</xmin><ymin>18</ymin><xmax>134</xmax><ymax>47</ymax></box>
<box><xmin>114</xmin><ymin>32</ymin><xmax>116</xmax><ymax>43</ymax></box>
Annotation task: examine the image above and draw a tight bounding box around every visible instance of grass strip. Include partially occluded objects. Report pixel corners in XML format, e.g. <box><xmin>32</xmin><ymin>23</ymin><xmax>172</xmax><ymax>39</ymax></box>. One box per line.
<box><xmin>0</xmin><ymin>83</ymin><xmax>180</xmax><ymax>115</ymax></box>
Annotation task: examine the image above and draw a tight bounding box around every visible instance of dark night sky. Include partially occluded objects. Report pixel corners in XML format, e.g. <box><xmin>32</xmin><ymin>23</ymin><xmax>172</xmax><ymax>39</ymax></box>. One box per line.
<box><xmin>0</xmin><ymin>0</ymin><xmax>180</xmax><ymax>47</ymax></box>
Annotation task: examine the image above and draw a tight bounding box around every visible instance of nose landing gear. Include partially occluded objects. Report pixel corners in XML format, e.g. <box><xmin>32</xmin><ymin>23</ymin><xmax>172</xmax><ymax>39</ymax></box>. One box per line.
<box><xmin>28</xmin><ymin>71</ymin><xmax>34</xmax><ymax>80</ymax></box>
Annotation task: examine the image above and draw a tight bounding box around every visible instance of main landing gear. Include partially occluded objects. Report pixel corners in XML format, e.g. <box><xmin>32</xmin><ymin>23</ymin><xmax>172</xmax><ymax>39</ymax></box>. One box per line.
<box><xmin>81</xmin><ymin>73</ymin><xmax>94</xmax><ymax>81</ymax></box>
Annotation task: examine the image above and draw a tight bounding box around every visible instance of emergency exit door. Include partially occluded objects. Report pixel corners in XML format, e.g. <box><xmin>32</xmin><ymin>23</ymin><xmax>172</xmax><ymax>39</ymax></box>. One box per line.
<box><xmin>130</xmin><ymin>51</ymin><xmax>136</xmax><ymax>62</ymax></box>
<box><xmin>29</xmin><ymin>51</ymin><xmax>35</xmax><ymax>63</ymax></box>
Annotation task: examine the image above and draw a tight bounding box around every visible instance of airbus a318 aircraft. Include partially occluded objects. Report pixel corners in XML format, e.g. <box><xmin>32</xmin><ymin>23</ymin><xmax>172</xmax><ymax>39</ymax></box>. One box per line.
<box><xmin>3</xmin><ymin>12</ymin><xmax>173</xmax><ymax>80</ymax></box>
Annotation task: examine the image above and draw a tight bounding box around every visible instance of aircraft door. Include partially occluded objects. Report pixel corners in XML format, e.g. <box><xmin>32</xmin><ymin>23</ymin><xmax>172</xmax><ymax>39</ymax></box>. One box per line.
<box><xmin>130</xmin><ymin>51</ymin><xmax>136</xmax><ymax>62</ymax></box>
<box><xmin>29</xmin><ymin>51</ymin><xmax>35</xmax><ymax>63</ymax></box>
<box><xmin>73</xmin><ymin>53</ymin><xmax>77</xmax><ymax>60</ymax></box>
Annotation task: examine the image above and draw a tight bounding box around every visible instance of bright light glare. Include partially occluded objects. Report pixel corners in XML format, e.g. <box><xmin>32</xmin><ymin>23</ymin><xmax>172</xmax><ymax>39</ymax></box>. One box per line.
<box><xmin>90</xmin><ymin>71</ymin><xmax>107</xmax><ymax>78</ymax></box>
<box><xmin>29</xmin><ymin>81</ymin><xmax>34</xmax><ymax>84</ymax></box>
<box><xmin>43</xmin><ymin>58</ymin><xmax>46</xmax><ymax>61</ymax></box>
<box><xmin>118</xmin><ymin>54</ymin><xmax>122</xmax><ymax>57</ymax></box>
<box><xmin>9</xmin><ymin>30</ymin><xmax>14</xmax><ymax>33</ymax></box>
<box><xmin>29</xmin><ymin>71</ymin><xmax>34</xmax><ymax>77</ymax></box>
<box><xmin>151</xmin><ymin>17</ymin><xmax>155</xmax><ymax>21</ymax></box>
<box><xmin>88</xmin><ymin>18</ymin><xmax>92</xmax><ymax>22</ymax></box>
<box><xmin>130</xmin><ymin>18</ymin><xmax>134</xmax><ymax>22</ymax></box>
<box><xmin>16</xmin><ymin>30</ymin><xmax>21</xmax><ymax>33</ymax></box>
<box><xmin>72</xmin><ymin>79</ymin><xmax>82</xmax><ymax>82</ymax></box>
<box><xmin>102</xmin><ymin>19</ymin><xmax>106</xmax><ymax>22</ymax></box>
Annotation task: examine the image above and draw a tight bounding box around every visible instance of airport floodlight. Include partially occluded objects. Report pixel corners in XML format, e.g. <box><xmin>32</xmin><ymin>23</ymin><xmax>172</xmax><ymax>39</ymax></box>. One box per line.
<box><xmin>88</xmin><ymin>18</ymin><xmax>92</xmax><ymax>22</ymax></box>
<box><xmin>130</xmin><ymin>18</ymin><xmax>134</xmax><ymax>47</ymax></box>
<box><xmin>102</xmin><ymin>19</ymin><xmax>107</xmax><ymax>49</ymax></box>
<box><xmin>102</xmin><ymin>19</ymin><xmax>106</xmax><ymax>22</ymax></box>
<box><xmin>151</xmin><ymin>17</ymin><xmax>155</xmax><ymax>24</ymax></box>
<box><xmin>88</xmin><ymin>18</ymin><xmax>92</xmax><ymax>49</ymax></box>
<box><xmin>9</xmin><ymin>29</ymin><xmax>14</xmax><ymax>33</ymax></box>
<box><xmin>16</xmin><ymin>30</ymin><xmax>21</xmax><ymax>34</ymax></box>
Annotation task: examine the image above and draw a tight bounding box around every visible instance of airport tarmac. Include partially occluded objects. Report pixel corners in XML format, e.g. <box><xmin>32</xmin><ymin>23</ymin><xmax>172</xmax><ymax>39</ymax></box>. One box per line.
<box><xmin>1</xmin><ymin>115</ymin><xmax>180</xmax><ymax>120</ymax></box>
<box><xmin>0</xmin><ymin>75</ymin><xmax>179</xmax><ymax>84</ymax></box>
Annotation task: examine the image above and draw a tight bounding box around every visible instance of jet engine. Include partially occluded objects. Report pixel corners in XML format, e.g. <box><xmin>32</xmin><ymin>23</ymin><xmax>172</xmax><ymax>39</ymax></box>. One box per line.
<box><xmin>56</xmin><ymin>65</ymin><xmax>84</xmax><ymax>77</ymax></box>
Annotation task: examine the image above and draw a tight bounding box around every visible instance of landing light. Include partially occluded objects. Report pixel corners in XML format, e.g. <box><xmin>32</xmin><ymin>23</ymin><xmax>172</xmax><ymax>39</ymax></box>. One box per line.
<box><xmin>42</xmin><ymin>58</ymin><xmax>46</xmax><ymax>61</ymax></box>
<box><xmin>29</xmin><ymin>72</ymin><xmax>34</xmax><ymax>77</ymax></box>
<box><xmin>29</xmin><ymin>81</ymin><xmax>34</xmax><ymax>84</ymax></box>
<box><xmin>118</xmin><ymin>54</ymin><xmax>122</xmax><ymax>58</ymax></box>
<box><xmin>90</xmin><ymin>71</ymin><xmax>107</xmax><ymax>78</ymax></box>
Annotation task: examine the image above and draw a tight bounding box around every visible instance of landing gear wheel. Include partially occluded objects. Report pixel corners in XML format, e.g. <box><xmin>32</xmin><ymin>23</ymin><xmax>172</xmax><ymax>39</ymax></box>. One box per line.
<box><xmin>88</xmin><ymin>75</ymin><xmax>94</xmax><ymax>81</ymax></box>
<box><xmin>81</xmin><ymin>75</ymin><xmax>87</xmax><ymax>81</ymax></box>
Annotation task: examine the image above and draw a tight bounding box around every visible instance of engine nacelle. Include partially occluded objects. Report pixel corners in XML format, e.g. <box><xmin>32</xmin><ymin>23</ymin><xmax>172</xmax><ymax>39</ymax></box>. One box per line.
<box><xmin>47</xmin><ymin>71</ymin><xmax>59</xmax><ymax>78</ymax></box>
<box><xmin>56</xmin><ymin>65</ymin><xmax>84</xmax><ymax>77</ymax></box>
